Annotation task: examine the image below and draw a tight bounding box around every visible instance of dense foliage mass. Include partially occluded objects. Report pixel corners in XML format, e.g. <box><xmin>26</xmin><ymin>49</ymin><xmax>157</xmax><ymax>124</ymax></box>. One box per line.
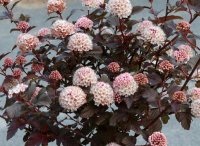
<box><xmin>0</xmin><ymin>0</ymin><xmax>200</xmax><ymax>145</ymax></box>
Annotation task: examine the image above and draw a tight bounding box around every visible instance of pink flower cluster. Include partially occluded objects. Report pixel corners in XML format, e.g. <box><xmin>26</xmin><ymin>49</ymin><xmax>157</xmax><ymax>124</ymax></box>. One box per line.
<box><xmin>148</xmin><ymin>132</ymin><xmax>167</xmax><ymax>146</ymax></box>
<box><xmin>73</xmin><ymin>67</ymin><xmax>97</xmax><ymax>87</ymax></box>
<box><xmin>81</xmin><ymin>0</ymin><xmax>104</xmax><ymax>8</ymax></box>
<box><xmin>51</xmin><ymin>20</ymin><xmax>76</xmax><ymax>38</ymax></box>
<box><xmin>8</xmin><ymin>83</ymin><xmax>28</xmax><ymax>98</ymax></box>
<box><xmin>13</xmin><ymin>69</ymin><xmax>22</xmax><ymax>77</ymax></box>
<box><xmin>0</xmin><ymin>0</ymin><xmax>10</xmax><ymax>5</ymax></box>
<box><xmin>133</xmin><ymin>73</ymin><xmax>149</xmax><ymax>85</ymax></box>
<box><xmin>113</xmin><ymin>72</ymin><xmax>138</xmax><ymax>97</ymax></box>
<box><xmin>173</xmin><ymin>45</ymin><xmax>192</xmax><ymax>63</ymax></box>
<box><xmin>114</xmin><ymin>94</ymin><xmax>122</xmax><ymax>104</ymax></box>
<box><xmin>37</xmin><ymin>28</ymin><xmax>51</xmax><ymax>37</ymax></box>
<box><xmin>32</xmin><ymin>63</ymin><xmax>44</xmax><ymax>72</ymax></box>
<box><xmin>191</xmin><ymin>99</ymin><xmax>200</xmax><ymax>117</ymax></box>
<box><xmin>15</xmin><ymin>56</ymin><xmax>27</xmax><ymax>65</ymax></box>
<box><xmin>75</xmin><ymin>16</ymin><xmax>93</xmax><ymax>30</ymax></box>
<box><xmin>107</xmin><ymin>62</ymin><xmax>120</xmax><ymax>73</ymax></box>
<box><xmin>4</xmin><ymin>57</ymin><xmax>13</xmax><ymax>67</ymax></box>
<box><xmin>106</xmin><ymin>142</ymin><xmax>121</xmax><ymax>146</ymax></box>
<box><xmin>17</xmin><ymin>21</ymin><xmax>30</xmax><ymax>32</ymax></box>
<box><xmin>49</xmin><ymin>70</ymin><xmax>62</xmax><ymax>81</ymax></box>
<box><xmin>159</xmin><ymin>60</ymin><xmax>174</xmax><ymax>71</ymax></box>
<box><xmin>191</xmin><ymin>88</ymin><xmax>200</xmax><ymax>100</ymax></box>
<box><xmin>178</xmin><ymin>44</ymin><xmax>193</xmax><ymax>58</ymax></box>
<box><xmin>67</xmin><ymin>33</ymin><xmax>93</xmax><ymax>52</ymax></box>
<box><xmin>90</xmin><ymin>82</ymin><xmax>114</xmax><ymax>106</ymax></box>
<box><xmin>176</xmin><ymin>21</ymin><xmax>190</xmax><ymax>33</ymax></box>
<box><xmin>136</xmin><ymin>20</ymin><xmax>153</xmax><ymax>33</ymax></box>
<box><xmin>106</xmin><ymin>0</ymin><xmax>132</xmax><ymax>18</ymax></box>
<box><xmin>59</xmin><ymin>86</ymin><xmax>87</xmax><ymax>111</ymax></box>
<box><xmin>47</xmin><ymin>0</ymin><xmax>66</xmax><ymax>14</ymax></box>
<box><xmin>172</xmin><ymin>91</ymin><xmax>187</xmax><ymax>103</ymax></box>
<box><xmin>16</xmin><ymin>33</ymin><xmax>39</xmax><ymax>52</ymax></box>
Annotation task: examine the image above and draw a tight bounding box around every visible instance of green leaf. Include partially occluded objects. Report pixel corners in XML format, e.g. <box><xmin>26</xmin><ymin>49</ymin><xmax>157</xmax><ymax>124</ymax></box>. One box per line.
<box><xmin>11</xmin><ymin>0</ymin><xmax>21</xmax><ymax>10</ymax></box>
<box><xmin>161</xmin><ymin>115</ymin><xmax>170</xmax><ymax>124</ymax></box>
<box><xmin>175</xmin><ymin>111</ymin><xmax>192</xmax><ymax>130</ymax></box>
<box><xmin>131</xmin><ymin>6</ymin><xmax>144</xmax><ymax>15</ymax></box>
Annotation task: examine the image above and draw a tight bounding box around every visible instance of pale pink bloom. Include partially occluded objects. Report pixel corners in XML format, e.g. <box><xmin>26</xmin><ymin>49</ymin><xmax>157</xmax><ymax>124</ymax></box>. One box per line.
<box><xmin>106</xmin><ymin>142</ymin><xmax>121</xmax><ymax>146</ymax></box>
<box><xmin>4</xmin><ymin>57</ymin><xmax>13</xmax><ymax>67</ymax></box>
<box><xmin>176</xmin><ymin>21</ymin><xmax>190</xmax><ymax>33</ymax></box>
<box><xmin>49</xmin><ymin>70</ymin><xmax>62</xmax><ymax>81</ymax></box>
<box><xmin>37</xmin><ymin>28</ymin><xmax>51</xmax><ymax>37</ymax></box>
<box><xmin>191</xmin><ymin>99</ymin><xmax>200</xmax><ymax>117</ymax></box>
<box><xmin>81</xmin><ymin>0</ymin><xmax>104</xmax><ymax>8</ymax></box>
<box><xmin>32</xmin><ymin>63</ymin><xmax>44</xmax><ymax>72</ymax></box>
<box><xmin>8</xmin><ymin>83</ymin><xmax>28</xmax><ymax>98</ymax></box>
<box><xmin>172</xmin><ymin>91</ymin><xmax>187</xmax><ymax>103</ymax></box>
<box><xmin>136</xmin><ymin>20</ymin><xmax>153</xmax><ymax>33</ymax></box>
<box><xmin>15</xmin><ymin>56</ymin><xmax>27</xmax><ymax>65</ymax></box>
<box><xmin>0</xmin><ymin>0</ymin><xmax>10</xmax><ymax>5</ymax></box>
<box><xmin>178</xmin><ymin>44</ymin><xmax>193</xmax><ymax>58</ymax></box>
<box><xmin>47</xmin><ymin>0</ymin><xmax>66</xmax><ymax>14</ymax></box>
<box><xmin>67</xmin><ymin>33</ymin><xmax>93</xmax><ymax>52</ymax></box>
<box><xmin>51</xmin><ymin>20</ymin><xmax>76</xmax><ymax>38</ymax></box>
<box><xmin>75</xmin><ymin>16</ymin><xmax>93</xmax><ymax>30</ymax></box>
<box><xmin>191</xmin><ymin>88</ymin><xmax>200</xmax><ymax>100</ymax></box>
<box><xmin>133</xmin><ymin>73</ymin><xmax>149</xmax><ymax>85</ymax></box>
<box><xmin>90</xmin><ymin>82</ymin><xmax>114</xmax><ymax>106</ymax></box>
<box><xmin>16</xmin><ymin>33</ymin><xmax>39</xmax><ymax>52</ymax></box>
<box><xmin>148</xmin><ymin>132</ymin><xmax>167</xmax><ymax>146</ymax></box>
<box><xmin>113</xmin><ymin>72</ymin><xmax>138</xmax><ymax>97</ymax></box>
<box><xmin>17</xmin><ymin>21</ymin><xmax>30</xmax><ymax>32</ymax></box>
<box><xmin>159</xmin><ymin>60</ymin><xmax>174</xmax><ymax>71</ymax></box>
<box><xmin>32</xmin><ymin>87</ymin><xmax>42</xmax><ymax>98</ymax></box>
<box><xmin>59</xmin><ymin>86</ymin><xmax>87</xmax><ymax>111</ymax></box>
<box><xmin>107</xmin><ymin>62</ymin><xmax>120</xmax><ymax>73</ymax></box>
<box><xmin>140</xmin><ymin>25</ymin><xmax>166</xmax><ymax>47</ymax></box>
<box><xmin>13</xmin><ymin>69</ymin><xmax>22</xmax><ymax>77</ymax></box>
<box><xmin>106</xmin><ymin>0</ymin><xmax>132</xmax><ymax>18</ymax></box>
<box><xmin>73</xmin><ymin>67</ymin><xmax>97</xmax><ymax>87</ymax></box>
<box><xmin>173</xmin><ymin>49</ymin><xmax>189</xmax><ymax>62</ymax></box>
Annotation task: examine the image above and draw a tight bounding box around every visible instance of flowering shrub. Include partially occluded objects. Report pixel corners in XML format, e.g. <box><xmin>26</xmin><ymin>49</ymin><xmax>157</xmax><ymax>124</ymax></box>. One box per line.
<box><xmin>0</xmin><ymin>0</ymin><xmax>200</xmax><ymax>146</ymax></box>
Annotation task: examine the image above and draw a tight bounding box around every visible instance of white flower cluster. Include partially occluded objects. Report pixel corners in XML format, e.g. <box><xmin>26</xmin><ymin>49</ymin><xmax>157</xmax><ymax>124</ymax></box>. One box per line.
<box><xmin>67</xmin><ymin>33</ymin><xmax>93</xmax><ymax>52</ymax></box>
<box><xmin>59</xmin><ymin>86</ymin><xmax>87</xmax><ymax>111</ymax></box>
<box><xmin>90</xmin><ymin>82</ymin><xmax>114</xmax><ymax>106</ymax></box>
<box><xmin>81</xmin><ymin>0</ymin><xmax>104</xmax><ymax>8</ymax></box>
<box><xmin>8</xmin><ymin>83</ymin><xmax>28</xmax><ymax>98</ymax></box>
<box><xmin>73</xmin><ymin>67</ymin><xmax>97</xmax><ymax>87</ymax></box>
<box><xmin>191</xmin><ymin>99</ymin><xmax>200</xmax><ymax>118</ymax></box>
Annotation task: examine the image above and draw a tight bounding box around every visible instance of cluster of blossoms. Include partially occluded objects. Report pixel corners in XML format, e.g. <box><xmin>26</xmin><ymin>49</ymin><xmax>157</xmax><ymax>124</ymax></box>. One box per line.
<box><xmin>148</xmin><ymin>132</ymin><xmax>167</xmax><ymax>146</ymax></box>
<box><xmin>137</xmin><ymin>20</ymin><xmax>166</xmax><ymax>46</ymax></box>
<box><xmin>32</xmin><ymin>63</ymin><xmax>44</xmax><ymax>72</ymax></box>
<box><xmin>90</xmin><ymin>82</ymin><xmax>114</xmax><ymax>106</ymax></box>
<box><xmin>114</xmin><ymin>94</ymin><xmax>122</xmax><ymax>104</ymax></box>
<box><xmin>75</xmin><ymin>16</ymin><xmax>93</xmax><ymax>30</ymax></box>
<box><xmin>73</xmin><ymin>67</ymin><xmax>97</xmax><ymax>87</ymax></box>
<box><xmin>8</xmin><ymin>83</ymin><xmax>28</xmax><ymax>98</ymax></box>
<box><xmin>16</xmin><ymin>33</ymin><xmax>39</xmax><ymax>52</ymax></box>
<box><xmin>106</xmin><ymin>0</ymin><xmax>132</xmax><ymax>18</ymax></box>
<box><xmin>113</xmin><ymin>72</ymin><xmax>138</xmax><ymax>97</ymax></box>
<box><xmin>176</xmin><ymin>21</ymin><xmax>191</xmax><ymax>33</ymax></box>
<box><xmin>47</xmin><ymin>0</ymin><xmax>66</xmax><ymax>14</ymax></box>
<box><xmin>172</xmin><ymin>91</ymin><xmax>187</xmax><ymax>103</ymax></box>
<box><xmin>133</xmin><ymin>73</ymin><xmax>149</xmax><ymax>85</ymax></box>
<box><xmin>51</xmin><ymin>20</ymin><xmax>76</xmax><ymax>38</ymax></box>
<box><xmin>12</xmin><ymin>69</ymin><xmax>22</xmax><ymax>77</ymax></box>
<box><xmin>107</xmin><ymin>62</ymin><xmax>120</xmax><ymax>73</ymax></box>
<box><xmin>190</xmin><ymin>88</ymin><xmax>200</xmax><ymax>100</ymax></box>
<box><xmin>37</xmin><ymin>28</ymin><xmax>51</xmax><ymax>37</ymax></box>
<box><xmin>0</xmin><ymin>0</ymin><xmax>10</xmax><ymax>5</ymax></box>
<box><xmin>17</xmin><ymin>21</ymin><xmax>30</xmax><ymax>32</ymax></box>
<box><xmin>159</xmin><ymin>60</ymin><xmax>174</xmax><ymax>71</ymax></box>
<box><xmin>81</xmin><ymin>0</ymin><xmax>104</xmax><ymax>8</ymax></box>
<box><xmin>67</xmin><ymin>33</ymin><xmax>93</xmax><ymax>52</ymax></box>
<box><xmin>173</xmin><ymin>45</ymin><xmax>193</xmax><ymax>62</ymax></box>
<box><xmin>15</xmin><ymin>56</ymin><xmax>27</xmax><ymax>65</ymax></box>
<box><xmin>191</xmin><ymin>99</ymin><xmax>200</xmax><ymax>117</ymax></box>
<box><xmin>106</xmin><ymin>142</ymin><xmax>121</xmax><ymax>146</ymax></box>
<box><xmin>4</xmin><ymin>57</ymin><xmax>13</xmax><ymax>67</ymax></box>
<box><xmin>59</xmin><ymin>86</ymin><xmax>87</xmax><ymax>111</ymax></box>
<box><xmin>49</xmin><ymin>70</ymin><xmax>62</xmax><ymax>81</ymax></box>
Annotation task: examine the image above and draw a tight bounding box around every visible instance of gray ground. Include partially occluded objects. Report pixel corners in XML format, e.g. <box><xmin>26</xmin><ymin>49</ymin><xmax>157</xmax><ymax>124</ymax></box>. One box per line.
<box><xmin>0</xmin><ymin>0</ymin><xmax>200</xmax><ymax>145</ymax></box>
